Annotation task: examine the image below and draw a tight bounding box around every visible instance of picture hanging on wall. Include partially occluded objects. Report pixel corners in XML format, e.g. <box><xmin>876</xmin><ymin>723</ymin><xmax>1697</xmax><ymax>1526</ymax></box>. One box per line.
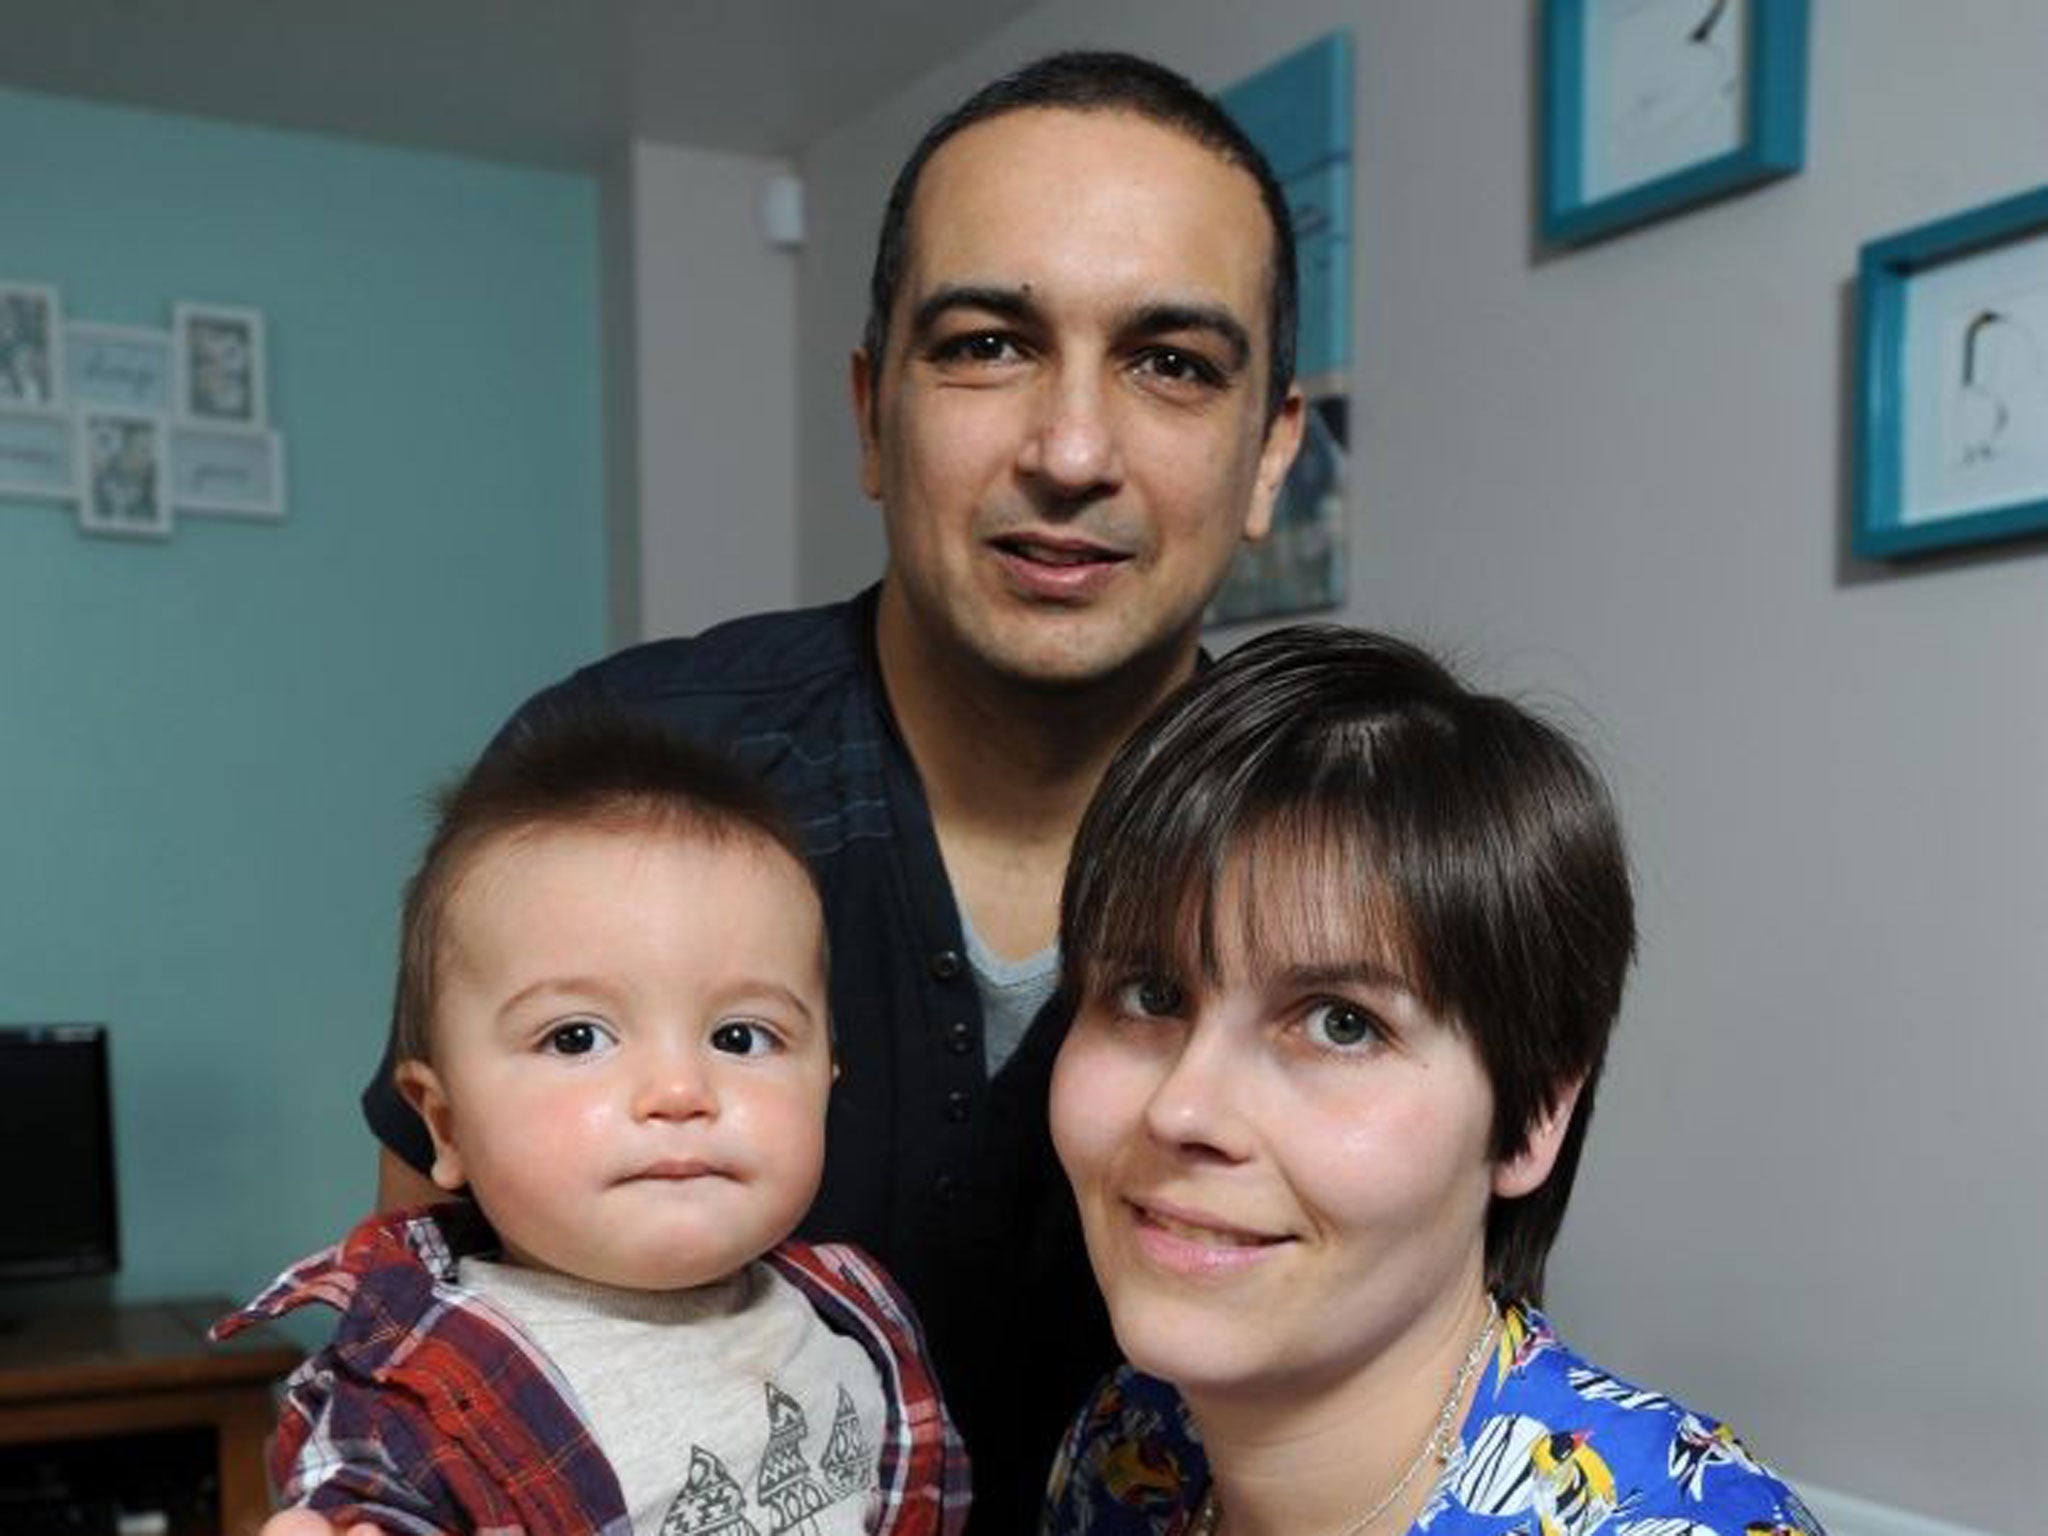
<box><xmin>1540</xmin><ymin>0</ymin><xmax>1808</xmax><ymax>246</ymax></box>
<box><xmin>66</xmin><ymin>323</ymin><xmax>175</xmax><ymax>415</ymax></box>
<box><xmin>174</xmin><ymin>301</ymin><xmax>266</xmax><ymax>428</ymax></box>
<box><xmin>0</xmin><ymin>408</ymin><xmax>79</xmax><ymax>501</ymax></box>
<box><xmin>1206</xmin><ymin>29</ymin><xmax>1351</xmax><ymax>627</ymax></box>
<box><xmin>0</xmin><ymin>281</ymin><xmax>65</xmax><ymax>408</ymax></box>
<box><xmin>80</xmin><ymin>411</ymin><xmax>170</xmax><ymax>540</ymax></box>
<box><xmin>0</xmin><ymin>280</ymin><xmax>287</xmax><ymax>539</ymax></box>
<box><xmin>171</xmin><ymin>422</ymin><xmax>285</xmax><ymax>519</ymax></box>
<box><xmin>1854</xmin><ymin>185</ymin><xmax>2048</xmax><ymax>560</ymax></box>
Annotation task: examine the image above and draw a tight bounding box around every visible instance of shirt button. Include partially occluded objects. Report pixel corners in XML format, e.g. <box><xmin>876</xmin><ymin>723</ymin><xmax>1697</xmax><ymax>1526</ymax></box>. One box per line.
<box><xmin>935</xmin><ymin>1171</ymin><xmax>960</xmax><ymax>1203</ymax></box>
<box><xmin>945</xmin><ymin>1090</ymin><xmax>972</xmax><ymax>1123</ymax></box>
<box><xmin>945</xmin><ymin>1021</ymin><xmax>974</xmax><ymax>1055</ymax></box>
<box><xmin>929</xmin><ymin>949</ymin><xmax>965</xmax><ymax>981</ymax></box>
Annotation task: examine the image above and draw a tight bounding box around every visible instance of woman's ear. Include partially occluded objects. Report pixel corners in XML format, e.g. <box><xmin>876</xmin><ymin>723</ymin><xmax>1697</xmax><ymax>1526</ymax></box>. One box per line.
<box><xmin>395</xmin><ymin>1060</ymin><xmax>468</xmax><ymax>1195</ymax></box>
<box><xmin>1492</xmin><ymin>1078</ymin><xmax>1584</xmax><ymax>1199</ymax></box>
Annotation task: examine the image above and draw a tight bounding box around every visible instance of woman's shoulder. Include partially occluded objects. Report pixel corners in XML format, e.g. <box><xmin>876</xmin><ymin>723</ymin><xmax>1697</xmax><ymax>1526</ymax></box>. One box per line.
<box><xmin>1420</xmin><ymin>1305</ymin><xmax>1826</xmax><ymax>1536</ymax></box>
<box><xmin>1042</xmin><ymin>1365</ymin><xmax>1207</xmax><ymax>1536</ymax></box>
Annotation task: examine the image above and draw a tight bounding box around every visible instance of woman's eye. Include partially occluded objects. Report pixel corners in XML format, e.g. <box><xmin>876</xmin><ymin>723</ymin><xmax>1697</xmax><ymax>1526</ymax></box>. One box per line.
<box><xmin>1304</xmin><ymin>1001</ymin><xmax>1386</xmax><ymax>1050</ymax></box>
<box><xmin>710</xmin><ymin>1021</ymin><xmax>778</xmax><ymax>1057</ymax></box>
<box><xmin>1113</xmin><ymin>976</ymin><xmax>1186</xmax><ymax>1018</ymax></box>
<box><xmin>541</xmin><ymin>1019</ymin><xmax>614</xmax><ymax>1057</ymax></box>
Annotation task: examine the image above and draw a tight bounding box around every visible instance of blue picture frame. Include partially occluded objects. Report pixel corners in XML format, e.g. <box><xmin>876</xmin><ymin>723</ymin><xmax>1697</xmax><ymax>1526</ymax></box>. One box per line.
<box><xmin>1542</xmin><ymin>0</ymin><xmax>1808</xmax><ymax>246</ymax></box>
<box><xmin>1854</xmin><ymin>186</ymin><xmax>2048</xmax><ymax>561</ymax></box>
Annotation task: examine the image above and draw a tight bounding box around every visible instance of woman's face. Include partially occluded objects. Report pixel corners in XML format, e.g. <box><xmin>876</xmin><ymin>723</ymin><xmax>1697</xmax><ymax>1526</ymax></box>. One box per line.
<box><xmin>1051</xmin><ymin>860</ymin><xmax>1562</xmax><ymax>1403</ymax></box>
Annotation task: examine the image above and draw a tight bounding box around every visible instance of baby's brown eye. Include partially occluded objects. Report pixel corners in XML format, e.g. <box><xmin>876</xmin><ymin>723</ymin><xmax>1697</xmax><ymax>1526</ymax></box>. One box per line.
<box><xmin>541</xmin><ymin>1020</ymin><xmax>610</xmax><ymax>1056</ymax></box>
<box><xmin>711</xmin><ymin>1021</ymin><xmax>776</xmax><ymax>1057</ymax></box>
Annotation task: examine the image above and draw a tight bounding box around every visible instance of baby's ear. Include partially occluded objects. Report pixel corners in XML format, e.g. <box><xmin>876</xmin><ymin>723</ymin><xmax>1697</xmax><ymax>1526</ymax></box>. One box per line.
<box><xmin>395</xmin><ymin>1061</ymin><xmax>468</xmax><ymax>1195</ymax></box>
<box><xmin>1492</xmin><ymin>1078</ymin><xmax>1584</xmax><ymax>1199</ymax></box>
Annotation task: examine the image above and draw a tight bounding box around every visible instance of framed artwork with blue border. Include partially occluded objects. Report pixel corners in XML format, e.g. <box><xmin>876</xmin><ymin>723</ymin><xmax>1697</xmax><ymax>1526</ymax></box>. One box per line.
<box><xmin>1855</xmin><ymin>186</ymin><xmax>2048</xmax><ymax>561</ymax></box>
<box><xmin>1541</xmin><ymin>0</ymin><xmax>1808</xmax><ymax>246</ymax></box>
<box><xmin>1208</xmin><ymin>30</ymin><xmax>1351</xmax><ymax>626</ymax></box>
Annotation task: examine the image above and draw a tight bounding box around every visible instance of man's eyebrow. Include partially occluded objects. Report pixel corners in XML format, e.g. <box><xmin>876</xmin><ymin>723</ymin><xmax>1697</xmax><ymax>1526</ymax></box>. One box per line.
<box><xmin>908</xmin><ymin>284</ymin><xmax>1041</xmax><ymax>340</ymax></box>
<box><xmin>1126</xmin><ymin>302</ymin><xmax>1251</xmax><ymax>373</ymax></box>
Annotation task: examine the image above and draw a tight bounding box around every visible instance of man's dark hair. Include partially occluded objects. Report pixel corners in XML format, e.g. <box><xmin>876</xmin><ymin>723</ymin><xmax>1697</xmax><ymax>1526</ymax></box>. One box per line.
<box><xmin>392</xmin><ymin>708</ymin><xmax>818</xmax><ymax>1066</ymax></box>
<box><xmin>1060</xmin><ymin>626</ymin><xmax>1637</xmax><ymax>1306</ymax></box>
<box><xmin>863</xmin><ymin>49</ymin><xmax>1299</xmax><ymax>423</ymax></box>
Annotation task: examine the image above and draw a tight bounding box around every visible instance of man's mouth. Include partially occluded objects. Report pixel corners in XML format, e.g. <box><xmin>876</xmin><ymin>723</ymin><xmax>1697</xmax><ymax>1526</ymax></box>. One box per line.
<box><xmin>990</xmin><ymin>533</ymin><xmax>1129</xmax><ymax>568</ymax></box>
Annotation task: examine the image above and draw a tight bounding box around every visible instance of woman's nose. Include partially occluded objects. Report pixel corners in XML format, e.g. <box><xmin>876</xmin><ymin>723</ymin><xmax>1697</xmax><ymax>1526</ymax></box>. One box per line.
<box><xmin>1139</xmin><ymin>1024</ymin><xmax>1253</xmax><ymax>1163</ymax></box>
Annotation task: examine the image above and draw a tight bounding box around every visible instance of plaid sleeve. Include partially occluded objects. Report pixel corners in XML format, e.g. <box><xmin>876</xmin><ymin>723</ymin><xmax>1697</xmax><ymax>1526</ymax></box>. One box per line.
<box><xmin>266</xmin><ymin>1347</ymin><xmax>462</xmax><ymax>1536</ymax></box>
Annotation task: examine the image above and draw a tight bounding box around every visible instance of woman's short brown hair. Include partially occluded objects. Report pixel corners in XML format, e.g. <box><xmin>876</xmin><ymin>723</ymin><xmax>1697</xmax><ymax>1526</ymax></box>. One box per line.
<box><xmin>1060</xmin><ymin>626</ymin><xmax>1636</xmax><ymax>1305</ymax></box>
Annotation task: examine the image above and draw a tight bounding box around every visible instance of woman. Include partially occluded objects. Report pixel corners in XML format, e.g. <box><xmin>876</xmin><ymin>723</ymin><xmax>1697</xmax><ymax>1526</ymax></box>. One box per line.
<box><xmin>1044</xmin><ymin>627</ymin><xmax>1820</xmax><ymax>1536</ymax></box>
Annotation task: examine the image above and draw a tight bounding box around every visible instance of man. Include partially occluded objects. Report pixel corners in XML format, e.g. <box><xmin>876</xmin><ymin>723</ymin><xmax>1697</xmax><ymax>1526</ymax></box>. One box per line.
<box><xmin>322</xmin><ymin>50</ymin><xmax>1303</xmax><ymax>1536</ymax></box>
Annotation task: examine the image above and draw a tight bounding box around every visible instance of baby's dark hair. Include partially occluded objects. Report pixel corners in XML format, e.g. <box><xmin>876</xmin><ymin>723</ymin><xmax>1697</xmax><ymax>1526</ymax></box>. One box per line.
<box><xmin>392</xmin><ymin>705</ymin><xmax>817</xmax><ymax>1066</ymax></box>
<box><xmin>1060</xmin><ymin>626</ymin><xmax>1636</xmax><ymax>1305</ymax></box>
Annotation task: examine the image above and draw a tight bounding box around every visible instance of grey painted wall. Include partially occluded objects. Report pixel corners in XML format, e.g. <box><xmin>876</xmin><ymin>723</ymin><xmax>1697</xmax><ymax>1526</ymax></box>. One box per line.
<box><xmin>791</xmin><ymin>4</ymin><xmax>2048</xmax><ymax>1531</ymax></box>
<box><xmin>620</xmin><ymin>140</ymin><xmax>801</xmax><ymax>640</ymax></box>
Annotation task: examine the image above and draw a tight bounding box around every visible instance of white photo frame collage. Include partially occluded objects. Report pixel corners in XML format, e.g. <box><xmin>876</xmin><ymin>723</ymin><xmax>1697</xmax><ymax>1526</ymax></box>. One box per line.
<box><xmin>0</xmin><ymin>280</ymin><xmax>286</xmax><ymax>542</ymax></box>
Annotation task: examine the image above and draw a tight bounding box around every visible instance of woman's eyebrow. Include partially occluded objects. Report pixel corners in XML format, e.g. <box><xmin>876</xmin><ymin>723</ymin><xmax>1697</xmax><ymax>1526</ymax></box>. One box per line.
<box><xmin>1268</xmin><ymin>958</ymin><xmax>1418</xmax><ymax>996</ymax></box>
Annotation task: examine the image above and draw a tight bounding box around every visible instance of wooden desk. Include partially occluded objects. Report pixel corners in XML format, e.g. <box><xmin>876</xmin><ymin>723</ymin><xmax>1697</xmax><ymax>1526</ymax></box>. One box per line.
<box><xmin>0</xmin><ymin>1296</ymin><xmax>300</xmax><ymax>1536</ymax></box>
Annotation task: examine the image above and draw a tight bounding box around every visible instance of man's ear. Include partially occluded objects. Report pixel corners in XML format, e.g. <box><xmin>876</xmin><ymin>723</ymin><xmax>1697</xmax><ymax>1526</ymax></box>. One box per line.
<box><xmin>395</xmin><ymin>1060</ymin><xmax>468</xmax><ymax>1195</ymax></box>
<box><xmin>850</xmin><ymin>347</ymin><xmax>883</xmax><ymax>501</ymax></box>
<box><xmin>1492</xmin><ymin>1078</ymin><xmax>1585</xmax><ymax>1199</ymax></box>
<box><xmin>1243</xmin><ymin>385</ymin><xmax>1307</xmax><ymax>544</ymax></box>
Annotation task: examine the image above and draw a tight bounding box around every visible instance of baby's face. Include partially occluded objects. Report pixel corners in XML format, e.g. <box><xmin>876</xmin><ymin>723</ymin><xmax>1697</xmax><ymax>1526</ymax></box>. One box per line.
<box><xmin>404</xmin><ymin>820</ymin><xmax>832</xmax><ymax>1290</ymax></box>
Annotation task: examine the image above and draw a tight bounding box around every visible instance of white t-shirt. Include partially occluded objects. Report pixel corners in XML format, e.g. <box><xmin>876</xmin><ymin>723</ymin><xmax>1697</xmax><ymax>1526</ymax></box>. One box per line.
<box><xmin>460</xmin><ymin>1257</ymin><xmax>887</xmax><ymax>1536</ymax></box>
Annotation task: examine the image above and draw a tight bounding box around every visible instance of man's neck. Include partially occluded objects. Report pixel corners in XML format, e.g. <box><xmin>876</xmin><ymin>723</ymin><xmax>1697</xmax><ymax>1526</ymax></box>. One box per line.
<box><xmin>874</xmin><ymin>582</ymin><xmax>1197</xmax><ymax>960</ymax></box>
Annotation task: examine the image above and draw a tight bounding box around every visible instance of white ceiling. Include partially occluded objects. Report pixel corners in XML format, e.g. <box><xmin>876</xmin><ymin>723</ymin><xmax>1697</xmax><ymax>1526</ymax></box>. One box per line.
<box><xmin>0</xmin><ymin>0</ymin><xmax>1045</xmax><ymax>169</ymax></box>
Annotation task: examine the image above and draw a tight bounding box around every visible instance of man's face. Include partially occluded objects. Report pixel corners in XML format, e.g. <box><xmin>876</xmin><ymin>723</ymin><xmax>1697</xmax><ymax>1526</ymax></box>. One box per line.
<box><xmin>856</xmin><ymin>107</ymin><xmax>1304</xmax><ymax>691</ymax></box>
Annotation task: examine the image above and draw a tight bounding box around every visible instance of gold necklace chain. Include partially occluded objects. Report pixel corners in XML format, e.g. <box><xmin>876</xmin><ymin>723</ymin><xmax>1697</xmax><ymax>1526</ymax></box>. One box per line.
<box><xmin>1188</xmin><ymin>1294</ymin><xmax>1499</xmax><ymax>1536</ymax></box>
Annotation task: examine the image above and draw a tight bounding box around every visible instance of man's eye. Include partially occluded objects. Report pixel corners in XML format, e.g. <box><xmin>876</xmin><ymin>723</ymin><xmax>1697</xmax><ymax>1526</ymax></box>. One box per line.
<box><xmin>1135</xmin><ymin>348</ymin><xmax>1222</xmax><ymax>388</ymax></box>
<box><xmin>1113</xmin><ymin>976</ymin><xmax>1186</xmax><ymax>1018</ymax></box>
<box><xmin>932</xmin><ymin>332</ymin><xmax>1021</xmax><ymax>365</ymax></box>
<box><xmin>710</xmin><ymin>1021</ymin><xmax>778</xmax><ymax>1057</ymax></box>
<box><xmin>541</xmin><ymin>1020</ymin><xmax>614</xmax><ymax>1057</ymax></box>
<box><xmin>1303</xmin><ymin>1001</ymin><xmax>1387</xmax><ymax>1051</ymax></box>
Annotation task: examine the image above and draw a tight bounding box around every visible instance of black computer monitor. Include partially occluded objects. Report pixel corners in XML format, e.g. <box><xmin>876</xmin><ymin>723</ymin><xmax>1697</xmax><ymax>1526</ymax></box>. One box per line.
<box><xmin>0</xmin><ymin>1025</ymin><xmax>120</xmax><ymax>1282</ymax></box>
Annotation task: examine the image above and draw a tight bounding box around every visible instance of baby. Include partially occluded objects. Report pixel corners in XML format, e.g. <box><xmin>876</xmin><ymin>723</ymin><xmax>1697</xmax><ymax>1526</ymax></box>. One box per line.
<box><xmin>217</xmin><ymin>710</ymin><xmax>967</xmax><ymax>1536</ymax></box>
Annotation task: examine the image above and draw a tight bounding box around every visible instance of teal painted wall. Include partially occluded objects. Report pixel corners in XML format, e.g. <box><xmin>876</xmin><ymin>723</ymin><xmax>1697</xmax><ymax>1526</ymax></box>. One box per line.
<box><xmin>0</xmin><ymin>87</ymin><xmax>605</xmax><ymax>1308</ymax></box>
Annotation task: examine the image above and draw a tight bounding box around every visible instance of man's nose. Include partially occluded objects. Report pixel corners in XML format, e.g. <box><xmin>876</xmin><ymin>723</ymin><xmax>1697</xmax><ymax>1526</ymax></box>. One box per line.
<box><xmin>1015</xmin><ymin>364</ymin><xmax>1125</xmax><ymax>501</ymax></box>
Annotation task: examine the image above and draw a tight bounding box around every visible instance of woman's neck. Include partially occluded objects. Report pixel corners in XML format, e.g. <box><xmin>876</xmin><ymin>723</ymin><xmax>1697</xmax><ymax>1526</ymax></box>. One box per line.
<box><xmin>1186</xmin><ymin>1281</ymin><xmax>1499</xmax><ymax>1536</ymax></box>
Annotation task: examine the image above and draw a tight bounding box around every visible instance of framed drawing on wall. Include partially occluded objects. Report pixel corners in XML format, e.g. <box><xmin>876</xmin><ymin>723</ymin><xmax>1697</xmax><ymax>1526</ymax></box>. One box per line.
<box><xmin>1541</xmin><ymin>0</ymin><xmax>1808</xmax><ymax>246</ymax></box>
<box><xmin>1855</xmin><ymin>185</ymin><xmax>2048</xmax><ymax>560</ymax></box>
